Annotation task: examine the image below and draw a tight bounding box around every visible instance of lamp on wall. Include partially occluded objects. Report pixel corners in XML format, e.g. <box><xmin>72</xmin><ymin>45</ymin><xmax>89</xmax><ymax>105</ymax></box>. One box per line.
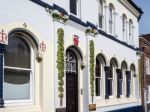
<box><xmin>134</xmin><ymin>74</ymin><xmax>137</xmax><ymax>77</ymax></box>
<box><xmin>36</xmin><ymin>52</ymin><xmax>43</xmax><ymax>63</ymax></box>
<box><xmin>81</xmin><ymin>61</ymin><xmax>85</xmax><ymax>70</ymax></box>
<box><xmin>136</xmin><ymin>49</ymin><xmax>143</xmax><ymax>57</ymax></box>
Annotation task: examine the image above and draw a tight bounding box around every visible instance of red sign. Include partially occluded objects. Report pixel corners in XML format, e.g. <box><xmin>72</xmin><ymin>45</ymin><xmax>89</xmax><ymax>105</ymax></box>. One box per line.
<box><xmin>40</xmin><ymin>41</ymin><xmax>46</xmax><ymax>52</ymax></box>
<box><xmin>73</xmin><ymin>35</ymin><xmax>79</xmax><ymax>45</ymax></box>
<box><xmin>0</xmin><ymin>29</ymin><xmax>8</xmax><ymax>45</ymax></box>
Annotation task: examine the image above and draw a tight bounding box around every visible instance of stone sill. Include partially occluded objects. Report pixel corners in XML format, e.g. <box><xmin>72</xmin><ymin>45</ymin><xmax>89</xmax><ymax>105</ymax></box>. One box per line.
<box><xmin>96</xmin><ymin>97</ymin><xmax>137</xmax><ymax>108</ymax></box>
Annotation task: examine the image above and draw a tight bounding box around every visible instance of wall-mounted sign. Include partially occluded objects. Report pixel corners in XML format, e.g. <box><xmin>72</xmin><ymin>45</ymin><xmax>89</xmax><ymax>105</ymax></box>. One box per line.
<box><xmin>73</xmin><ymin>35</ymin><xmax>79</xmax><ymax>45</ymax></box>
<box><xmin>0</xmin><ymin>29</ymin><xmax>8</xmax><ymax>45</ymax></box>
<box><xmin>40</xmin><ymin>41</ymin><xmax>46</xmax><ymax>52</ymax></box>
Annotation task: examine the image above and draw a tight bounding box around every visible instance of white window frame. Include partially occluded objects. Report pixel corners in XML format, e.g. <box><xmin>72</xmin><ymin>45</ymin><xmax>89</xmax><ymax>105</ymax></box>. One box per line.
<box><xmin>77</xmin><ymin>0</ymin><xmax>81</xmax><ymax>17</ymax></box>
<box><xmin>95</xmin><ymin>59</ymin><xmax>102</xmax><ymax>99</ymax></box>
<box><xmin>147</xmin><ymin>86</ymin><xmax>150</xmax><ymax>103</ymax></box>
<box><xmin>3</xmin><ymin>36</ymin><xmax>35</xmax><ymax>106</ymax></box>
<box><xmin>109</xmin><ymin>63</ymin><xmax>116</xmax><ymax>99</ymax></box>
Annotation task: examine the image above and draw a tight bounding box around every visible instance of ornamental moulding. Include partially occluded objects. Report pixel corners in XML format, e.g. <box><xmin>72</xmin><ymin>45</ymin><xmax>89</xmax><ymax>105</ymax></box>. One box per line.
<box><xmin>85</xmin><ymin>27</ymin><xmax>98</xmax><ymax>37</ymax></box>
<box><xmin>51</xmin><ymin>10</ymin><xmax>69</xmax><ymax>23</ymax></box>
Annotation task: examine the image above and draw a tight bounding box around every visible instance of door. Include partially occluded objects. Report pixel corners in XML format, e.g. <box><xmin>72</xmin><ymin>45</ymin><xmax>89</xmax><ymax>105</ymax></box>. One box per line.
<box><xmin>66</xmin><ymin>50</ymin><xmax>78</xmax><ymax>112</ymax></box>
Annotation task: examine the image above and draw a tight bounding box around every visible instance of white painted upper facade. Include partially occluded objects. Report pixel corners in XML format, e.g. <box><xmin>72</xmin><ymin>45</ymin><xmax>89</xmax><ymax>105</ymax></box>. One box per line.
<box><xmin>0</xmin><ymin>0</ymin><xmax>142</xmax><ymax>112</ymax></box>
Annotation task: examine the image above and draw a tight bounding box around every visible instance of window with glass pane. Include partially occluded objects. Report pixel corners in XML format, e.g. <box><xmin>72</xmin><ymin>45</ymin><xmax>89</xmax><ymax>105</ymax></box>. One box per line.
<box><xmin>121</xmin><ymin>62</ymin><xmax>127</xmax><ymax>97</ymax></box>
<box><xmin>126</xmin><ymin>72</ymin><xmax>131</xmax><ymax>97</ymax></box>
<box><xmin>117</xmin><ymin>69</ymin><xmax>123</xmax><ymax>98</ymax></box>
<box><xmin>129</xmin><ymin>20</ymin><xmax>132</xmax><ymax>38</ymax></box>
<box><xmin>4</xmin><ymin>36</ymin><xmax>31</xmax><ymax>100</ymax></box>
<box><xmin>99</xmin><ymin>0</ymin><xmax>103</xmax><ymax>28</ymax></box>
<box><xmin>109</xmin><ymin>5</ymin><xmax>113</xmax><ymax>34</ymax></box>
<box><xmin>122</xmin><ymin>17</ymin><xmax>125</xmax><ymax>32</ymax></box>
<box><xmin>108</xmin><ymin>65</ymin><xmax>113</xmax><ymax>96</ymax></box>
<box><xmin>70</xmin><ymin>0</ymin><xmax>77</xmax><ymax>15</ymax></box>
<box><xmin>147</xmin><ymin>86</ymin><xmax>150</xmax><ymax>102</ymax></box>
<box><xmin>95</xmin><ymin>58</ymin><xmax>101</xmax><ymax>96</ymax></box>
<box><xmin>130</xmin><ymin>64</ymin><xmax>135</xmax><ymax>96</ymax></box>
<box><xmin>107</xmin><ymin>59</ymin><xmax>117</xmax><ymax>97</ymax></box>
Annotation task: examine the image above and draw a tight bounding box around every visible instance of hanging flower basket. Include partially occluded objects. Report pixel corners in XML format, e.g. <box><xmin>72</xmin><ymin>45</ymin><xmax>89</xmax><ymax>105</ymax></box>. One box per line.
<box><xmin>85</xmin><ymin>27</ymin><xmax>98</xmax><ymax>37</ymax></box>
<box><xmin>52</xmin><ymin>10</ymin><xmax>69</xmax><ymax>23</ymax></box>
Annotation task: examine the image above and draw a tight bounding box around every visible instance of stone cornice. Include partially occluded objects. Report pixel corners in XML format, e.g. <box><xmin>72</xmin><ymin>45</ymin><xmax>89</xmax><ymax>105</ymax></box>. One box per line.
<box><xmin>119</xmin><ymin>0</ymin><xmax>143</xmax><ymax>20</ymax></box>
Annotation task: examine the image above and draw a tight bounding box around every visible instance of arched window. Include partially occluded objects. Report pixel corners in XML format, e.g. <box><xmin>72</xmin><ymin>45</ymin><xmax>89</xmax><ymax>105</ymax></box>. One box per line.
<box><xmin>122</xmin><ymin>14</ymin><xmax>127</xmax><ymax>42</ymax></box>
<box><xmin>129</xmin><ymin>19</ymin><xmax>133</xmax><ymax>45</ymax></box>
<box><xmin>107</xmin><ymin>58</ymin><xmax>118</xmax><ymax>97</ymax></box>
<box><xmin>126</xmin><ymin>65</ymin><xmax>132</xmax><ymax>97</ymax></box>
<box><xmin>130</xmin><ymin>64</ymin><xmax>135</xmax><ymax>96</ymax></box>
<box><xmin>108</xmin><ymin>3</ymin><xmax>115</xmax><ymax>35</ymax></box>
<box><xmin>121</xmin><ymin>61</ymin><xmax>127</xmax><ymax>97</ymax></box>
<box><xmin>109</xmin><ymin>4</ymin><xmax>113</xmax><ymax>34</ymax></box>
<box><xmin>95</xmin><ymin>54</ymin><xmax>106</xmax><ymax>97</ymax></box>
<box><xmin>98</xmin><ymin>0</ymin><xmax>104</xmax><ymax>29</ymax></box>
<box><xmin>4</xmin><ymin>32</ymin><xmax>34</xmax><ymax>103</ymax></box>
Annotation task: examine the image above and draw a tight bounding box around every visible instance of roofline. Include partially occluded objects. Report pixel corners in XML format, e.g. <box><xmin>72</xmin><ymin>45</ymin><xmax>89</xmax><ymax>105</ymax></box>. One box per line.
<box><xmin>127</xmin><ymin>0</ymin><xmax>143</xmax><ymax>14</ymax></box>
<box><xmin>127</xmin><ymin>0</ymin><xmax>143</xmax><ymax>21</ymax></box>
<box><xmin>139</xmin><ymin>34</ymin><xmax>150</xmax><ymax>37</ymax></box>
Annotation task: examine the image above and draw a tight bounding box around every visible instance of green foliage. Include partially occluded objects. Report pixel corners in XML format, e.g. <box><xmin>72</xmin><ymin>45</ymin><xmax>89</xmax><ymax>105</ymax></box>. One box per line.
<box><xmin>57</xmin><ymin>28</ymin><xmax>64</xmax><ymax>106</ymax></box>
<box><xmin>52</xmin><ymin>13</ymin><xmax>60</xmax><ymax>20</ymax></box>
<box><xmin>85</xmin><ymin>28</ymin><xmax>98</xmax><ymax>37</ymax></box>
<box><xmin>89</xmin><ymin>40</ymin><xmax>95</xmax><ymax>103</ymax></box>
<box><xmin>52</xmin><ymin>12</ymin><xmax>68</xmax><ymax>22</ymax></box>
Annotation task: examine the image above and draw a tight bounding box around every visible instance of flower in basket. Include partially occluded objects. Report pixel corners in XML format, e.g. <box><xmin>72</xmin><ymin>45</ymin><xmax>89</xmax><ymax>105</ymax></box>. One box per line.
<box><xmin>85</xmin><ymin>26</ymin><xmax>91</xmax><ymax>34</ymax></box>
<box><xmin>60</xmin><ymin>13</ymin><xmax>69</xmax><ymax>22</ymax></box>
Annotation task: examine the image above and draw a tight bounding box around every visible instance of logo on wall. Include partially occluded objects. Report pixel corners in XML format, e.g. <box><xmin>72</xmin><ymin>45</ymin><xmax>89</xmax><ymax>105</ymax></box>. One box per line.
<box><xmin>73</xmin><ymin>35</ymin><xmax>79</xmax><ymax>45</ymax></box>
<box><xmin>40</xmin><ymin>41</ymin><xmax>46</xmax><ymax>52</ymax></box>
<box><xmin>0</xmin><ymin>29</ymin><xmax>8</xmax><ymax>45</ymax></box>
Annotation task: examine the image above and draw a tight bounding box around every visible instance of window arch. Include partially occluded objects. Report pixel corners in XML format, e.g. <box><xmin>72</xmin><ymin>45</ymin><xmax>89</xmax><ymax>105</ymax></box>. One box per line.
<box><xmin>122</xmin><ymin>14</ymin><xmax>127</xmax><ymax>42</ymax></box>
<box><xmin>121</xmin><ymin>61</ymin><xmax>127</xmax><ymax>97</ymax></box>
<box><xmin>4</xmin><ymin>31</ymin><xmax>35</xmax><ymax>104</ymax></box>
<box><xmin>129</xmin><ymin>19</ymin><xmax>133</xmax><ymax>45</ymax></box>
<box><xmin>95</xmin><ymin>54</ymin><xmax>106</xmax><ymax>97</ymax></box>
<box><xmin>109</xmin><ymin>3</ymin><xmax>115</xmax><ymax>34</ymax></box>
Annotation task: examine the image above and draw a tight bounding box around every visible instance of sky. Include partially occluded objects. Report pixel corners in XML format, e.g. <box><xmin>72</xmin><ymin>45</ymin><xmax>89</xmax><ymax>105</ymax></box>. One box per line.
<box><xmin>133</xmin><ymin>0</ymin><xmax>150</xmax><ymax>35</ymax></box>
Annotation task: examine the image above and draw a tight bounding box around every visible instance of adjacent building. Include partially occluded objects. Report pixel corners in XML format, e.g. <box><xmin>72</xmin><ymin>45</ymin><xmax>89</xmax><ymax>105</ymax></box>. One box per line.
<box><xmin>140</xmin><ymin>34</ymin><xmax>150</xmax><ymax>112</ymax></box>
<box><xmin>0</xmin><ymin>0</ymin><xmax>143</xmax><ymax>112</ymax></box>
